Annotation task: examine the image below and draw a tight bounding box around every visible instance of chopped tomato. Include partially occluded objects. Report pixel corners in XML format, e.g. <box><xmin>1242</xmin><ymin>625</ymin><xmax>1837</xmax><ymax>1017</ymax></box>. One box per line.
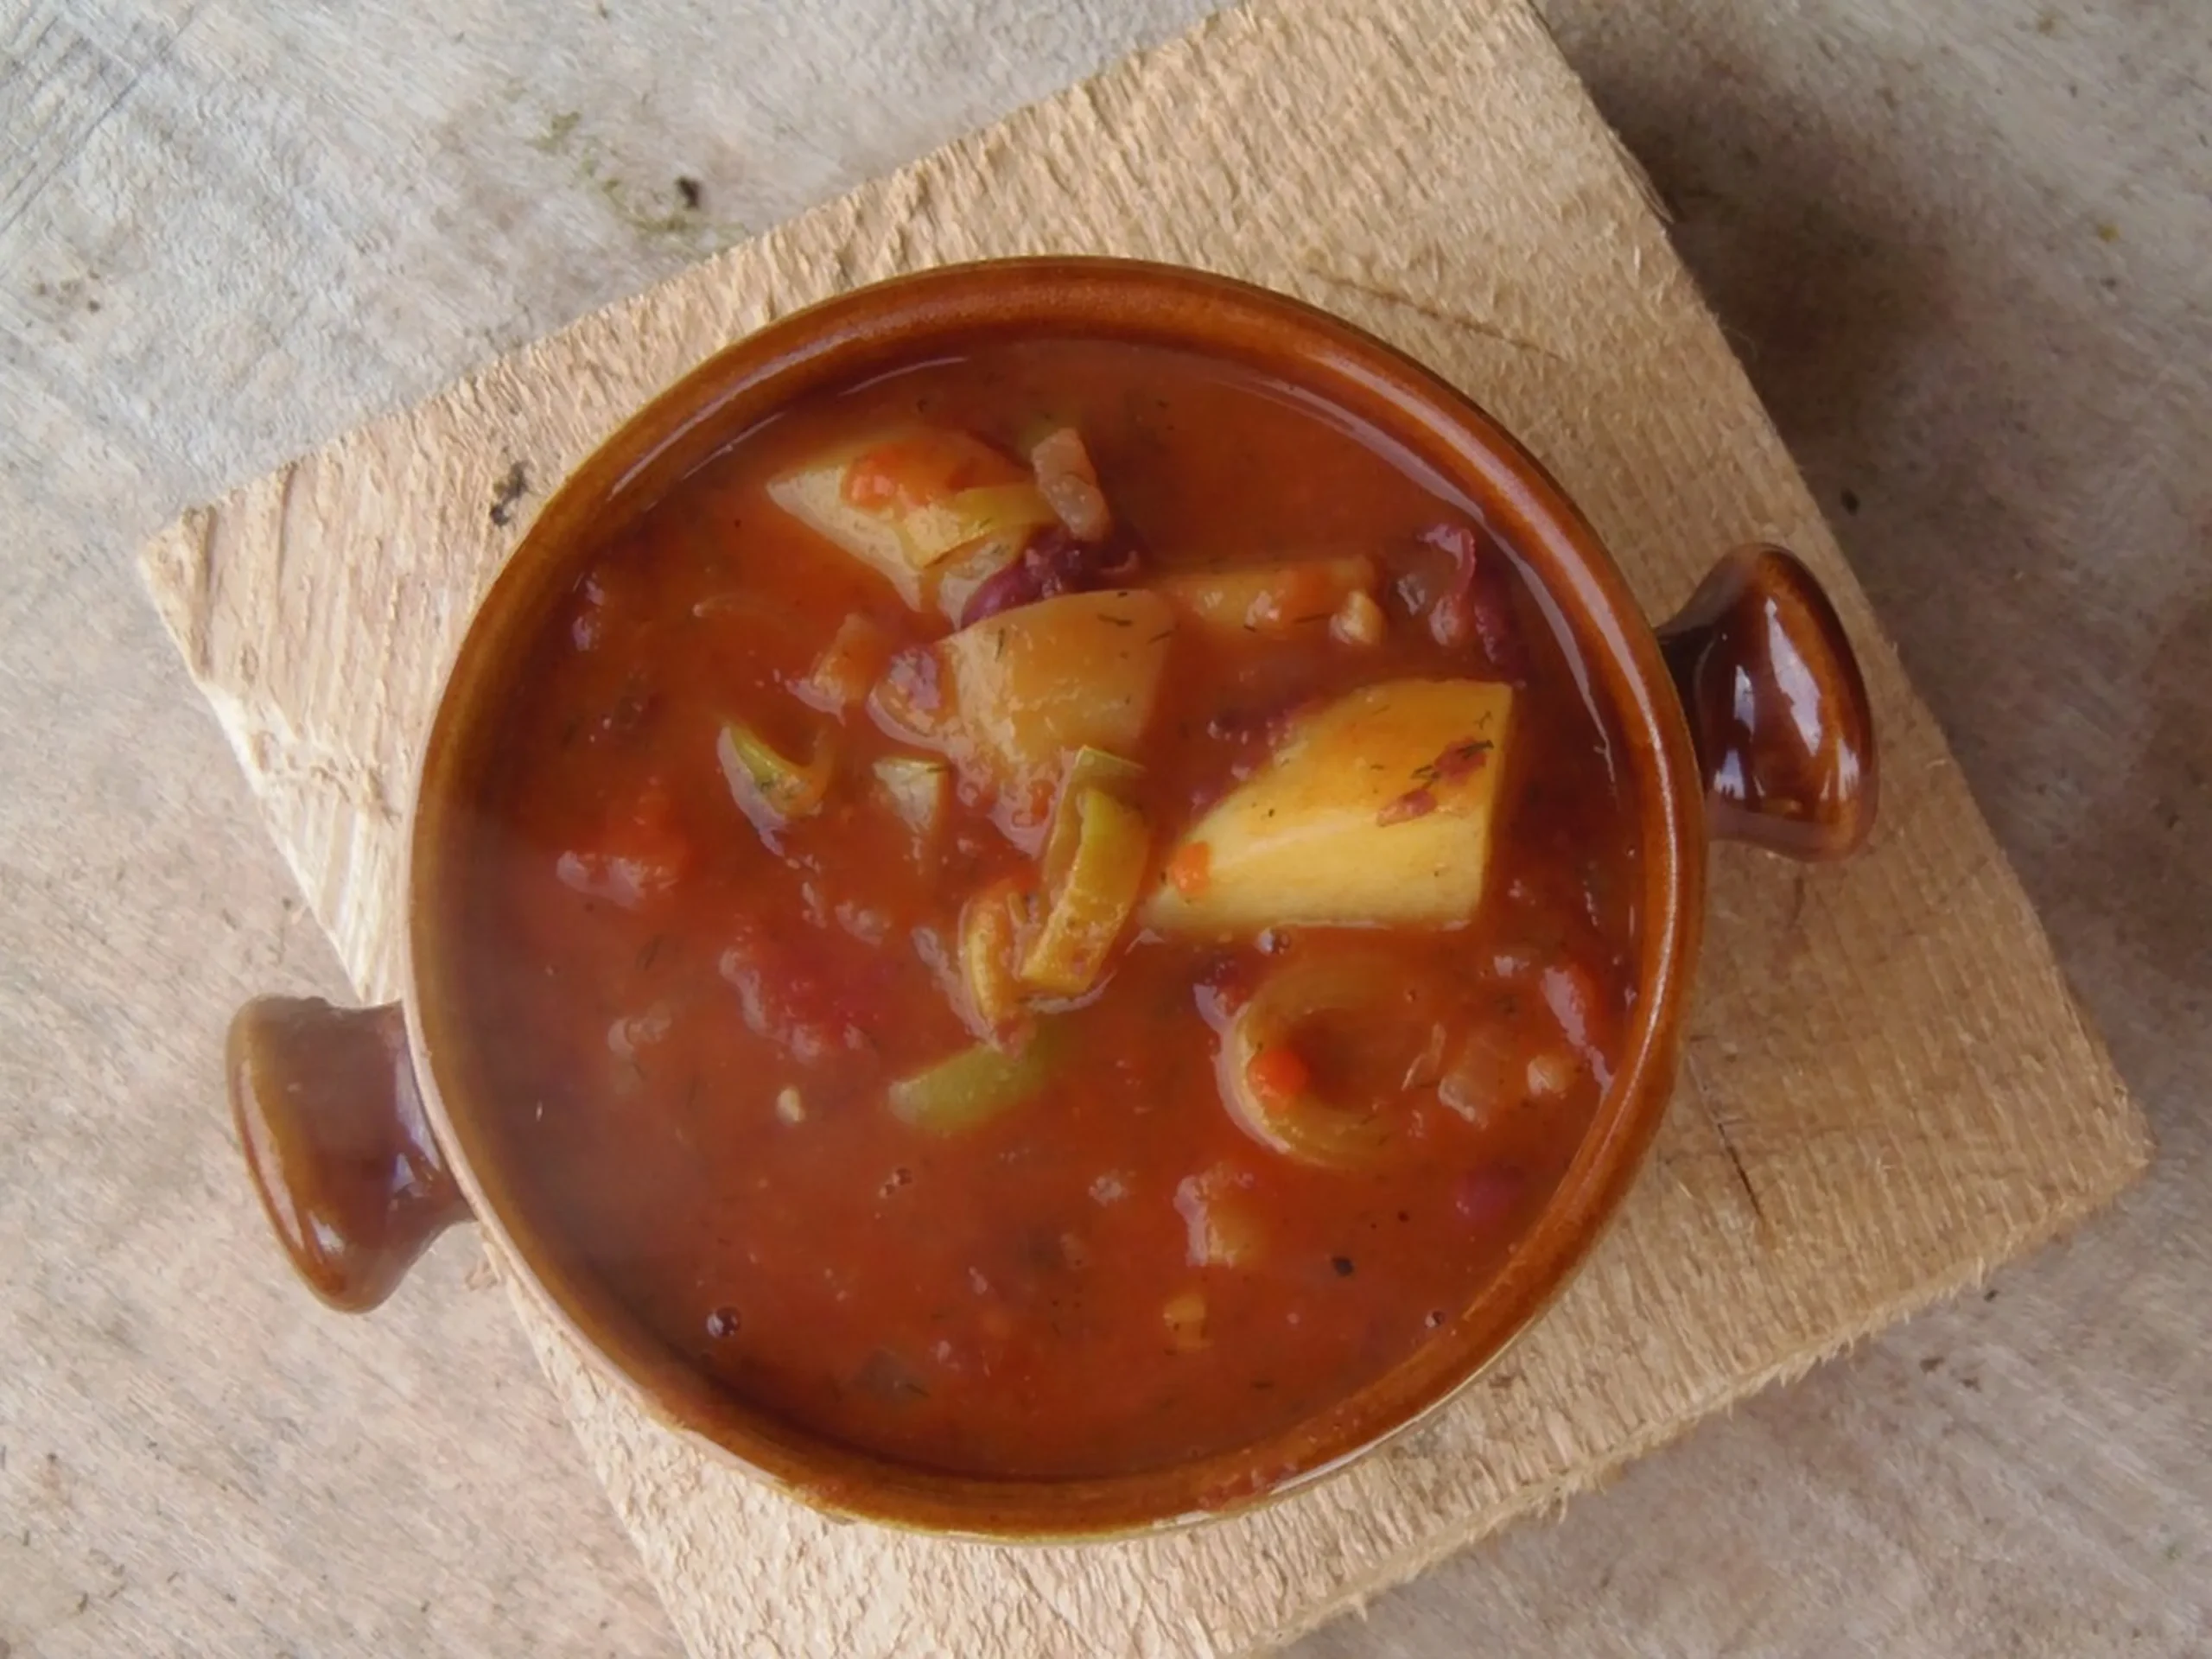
<box><xmin>720</xmin><ymin>917</ymin><xmax>900</xmax><ymax>1068</ymax></box>
<box><xmin>554</xmin><ymin>783</ymin><xmax>693</xmax><ymax>908</ymax></box>
<box><xmin>842</xmin><ymin>433</ymin><xmax>1020</xmax><ymax>513</ymax></box>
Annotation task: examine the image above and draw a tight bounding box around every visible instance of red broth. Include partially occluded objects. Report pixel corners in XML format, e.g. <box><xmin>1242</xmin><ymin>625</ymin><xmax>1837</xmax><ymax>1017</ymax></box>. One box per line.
<box><xmin>452</xmin><ymin>340</ymin><xmax>1638</xmax><ymax>1480</ymax></box>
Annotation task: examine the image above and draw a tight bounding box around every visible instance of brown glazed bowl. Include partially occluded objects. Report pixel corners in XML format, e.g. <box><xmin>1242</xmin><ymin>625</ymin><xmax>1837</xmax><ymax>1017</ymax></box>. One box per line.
<box><xmin>228</xmin><ymin>257</ymin><xmax>1876</xmax><ymax>1538</ymax></box>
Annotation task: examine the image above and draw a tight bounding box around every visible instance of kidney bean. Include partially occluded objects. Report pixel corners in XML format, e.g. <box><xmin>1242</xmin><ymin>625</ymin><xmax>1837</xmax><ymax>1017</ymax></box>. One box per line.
<box><xmin>958</xmin><ymin>526</ymin><xmax>1145</xmax><ymax>627</ymax></box>
<box><xmin>1417</xmin><ymin>522</ymin><xmax>1531</xmax><ymax>683</ymax></box>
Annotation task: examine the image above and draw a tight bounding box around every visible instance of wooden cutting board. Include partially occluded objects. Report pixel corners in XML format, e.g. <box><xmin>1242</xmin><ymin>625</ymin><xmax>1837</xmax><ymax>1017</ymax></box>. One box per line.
<box><xmin>137</xmin><ymin>0</ymin><xmax>2151</xmax><ymax>1651</ymax></box>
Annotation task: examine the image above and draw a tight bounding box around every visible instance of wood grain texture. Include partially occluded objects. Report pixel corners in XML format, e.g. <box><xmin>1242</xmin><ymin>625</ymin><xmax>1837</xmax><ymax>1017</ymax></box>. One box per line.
<box><xmin>126</xmin><ymin>0</ymin><xmax>2152</xmax><ymax>1653</ymax></box>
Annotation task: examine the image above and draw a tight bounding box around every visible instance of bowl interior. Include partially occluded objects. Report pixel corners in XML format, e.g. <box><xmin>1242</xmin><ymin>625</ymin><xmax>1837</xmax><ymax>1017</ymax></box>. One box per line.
<box><xmin>408</xmin><ymin>257</ymin><xmax>1701</xmax><ymax>1537</ymax></box>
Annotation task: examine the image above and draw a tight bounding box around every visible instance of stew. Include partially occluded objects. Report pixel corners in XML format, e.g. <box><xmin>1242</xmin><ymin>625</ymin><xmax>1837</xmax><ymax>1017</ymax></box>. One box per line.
<box><xmin>453</xmin><ymin>340</ymin><xmax>1640</xmax><ymax>1482</ymax></box>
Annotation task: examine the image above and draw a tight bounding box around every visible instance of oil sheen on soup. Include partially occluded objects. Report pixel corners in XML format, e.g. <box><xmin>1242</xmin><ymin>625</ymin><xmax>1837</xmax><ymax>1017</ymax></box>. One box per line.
<box><xmin>456</xmin><ymin>340</ymin><xmax>1640</xmax><ymax>1483</ymax></box>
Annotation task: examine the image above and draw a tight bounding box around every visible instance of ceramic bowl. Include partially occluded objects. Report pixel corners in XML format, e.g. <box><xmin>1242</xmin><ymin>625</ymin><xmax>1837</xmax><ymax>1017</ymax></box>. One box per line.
<box><xmin>228</xmin><ymin>257</ymin><xmax>1876</xmax><ymax>1537</ymax></box>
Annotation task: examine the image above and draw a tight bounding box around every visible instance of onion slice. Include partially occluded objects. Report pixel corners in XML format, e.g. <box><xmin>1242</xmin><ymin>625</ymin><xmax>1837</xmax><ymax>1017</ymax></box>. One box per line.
<box><xmin>1215</xmin><ymin>951</ymin><xmax>1440</xmax><ymax>1167</ymax></box>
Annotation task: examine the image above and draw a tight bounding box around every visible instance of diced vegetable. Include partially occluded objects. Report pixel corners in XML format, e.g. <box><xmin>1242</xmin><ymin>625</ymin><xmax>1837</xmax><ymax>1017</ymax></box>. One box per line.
<box><xmin>797</xmin><ymin>613</ymin><xmax>894</xmax><ymax>714</ymax></box>
<box><xmin>554</xmin><ymin>783</ymin><xmax>693</xmax><ymax>907</ymax></box>
<box><xmin>1142</xmin><ymin>678</ymin><xmax>1514</xmax><ymax>933</ymax></box>
<box><xmin>872</xmin><ymin>645</ymin><xmax>949</xmax><ymax>735</ymax></box>
<box><xmin>1034</xmin><ymin>749</ymin><xmax>1146</xmax><ymax>889</ymax></box>
<box><xmin>1019</xmin><ymin>787</ymin><xmax>1152</xmax><ymax>996</ymax></box>
<box><xmin>1434</xmin><ymin>1021</ymin><xmax>1517</xmax><ymax>1130</ymax></box>
<box><xmin>835</xmin><ymin>901</ymin><xmax>890</xmax><ymax>944</ymax></box>
<box><xmin>873</xmin><ymin>589</ymin><xmax>1174</xmax><ymax>832</ymax></box>
<box><xmin>1330</xmin><ymin>588</ymin><xmax>1386</xmax><ymax>646</ymax></box>
<box><xmin>1525</xmin><ymin>1050</ymin><xmax>1577</xmax><ymax>1101</ymax></box>
<box><xmin>607</xmin><ymin>1002</ymin><xmax>674</xmax><ymax>1061</ymax></box>
<box><xmin>1174</xmin><ymin>1165</ymin><xmax>1266</xmax><ymax>1268</ymax></box>
<box><xmin>958</xmin><ymin>525</ymin><xmax>1144</xmax><ymax>627</ymax></box>
<box><xmin>1214</xmin><ymin>951</ymin><xmax>1430</xmax><ymax>1167</ymax></box>
<box><xmin>767</xmin><ymin>426</ymin><xmax>1058</xmax><ymax>611</ymax></box>
<box><xmin>1400</xmin><ymin>1020</ymin><xmax>1449</xmax><ymax>1090</ymax></box>
<box><xmin>842</xmin><ymin>430</ymin><xmax>1016</xmax><ymax>512</ymax></box>
<box><xmin>872</xmin><ymin>754</ymin><xmax>951</xmax><ymax>855</ymax></box>
<box><xmin>1418</xmin><ymin>523</ymin><xmax>1530</xmax><ymax>683</ymax></box>
<box><xmin>958</xmin><ymin>876</ymin><xmax>1033</xmax><ymax>1045</ymax></box>
<box><xmin>1029</xmin><ymin>427</ymin><xmax>1111</xmax><ymax>543</ymax></box>
<box><xmin>1161</xmin><ymin>1288</ymin><xmax>1209</xmax><ymax>1352</ymax></box>
<box><xmin>887</xmin><ymin>1026</ymin><xmax>1057</xmax><ymax>1135</ymax></box>
<box><xmin>1244</xmin><ymin>1046</ymin><xmax>1311</xmax><ymax>1107</ymax></box>
<box><xmin>719</xmin><ymin>918</ymin><xmax>886</xmax><ymax>1066</ymax></box>
<box><xmin>1013</xmin><ymin>750</ymin><xmax>1149</xmax><ymax>998</ymax></box>
<box><xmin>554</xmin><ymin>846</ymin><xmax>686</xmax><ymax>909</ymax></box>
<box><xmin>1156</xmin><ymin>554</ymin><xmax>1376</xmax><ymax>640</ymax></box>
<box><xmin>933</xmin><ymin>535</ymin><xmax>1030</xmax><ymax>626</ymax></box>
<box><xmin>717</xmin><ymin>720</ymin><xmax>834</xmax><ymax>833</ymax></box>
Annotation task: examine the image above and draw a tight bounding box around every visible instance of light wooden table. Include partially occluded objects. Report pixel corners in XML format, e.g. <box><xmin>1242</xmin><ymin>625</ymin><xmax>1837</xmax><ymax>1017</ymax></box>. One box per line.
<box><xmin>3</xmin><ymin>2</ymin><xmax>2205</xmax><ymax>1655</ymax></box>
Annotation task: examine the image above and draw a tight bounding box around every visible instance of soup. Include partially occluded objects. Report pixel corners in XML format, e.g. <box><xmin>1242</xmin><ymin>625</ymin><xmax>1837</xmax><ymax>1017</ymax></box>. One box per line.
<box><xmin>452</xmin><ymin>340</ymin><xmax>1639</xmax><ymax>1481</ymax></box>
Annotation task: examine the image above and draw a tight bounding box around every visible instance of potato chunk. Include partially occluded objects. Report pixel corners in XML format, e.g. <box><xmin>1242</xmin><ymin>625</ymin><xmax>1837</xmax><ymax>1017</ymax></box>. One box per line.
<box><xmin>1154</xmin><ymin>554</ymin><xmax>1377</xmax><ymax>640</ymax></box>
<box><xmin>1143</xmin><ymin>678</ymin><xmax>1513</xmax><ymax>933</ymax></box>
<box><xmin>872</xmin><ymin>588</ymin><xmax>1174</xmax><ymax>830</ymax></box>
<box><xmin>767</xmin><ymin>426</ymin><xmax>1056</xmax><ymax>611</ymax></box>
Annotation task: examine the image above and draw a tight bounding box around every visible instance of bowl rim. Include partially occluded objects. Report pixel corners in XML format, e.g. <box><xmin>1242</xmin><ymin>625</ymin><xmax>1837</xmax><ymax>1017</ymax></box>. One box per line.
<box><xmin>405</xmin><ymin>255</ymin><xmax>1706</xmax><ymax>1539</ymax></box>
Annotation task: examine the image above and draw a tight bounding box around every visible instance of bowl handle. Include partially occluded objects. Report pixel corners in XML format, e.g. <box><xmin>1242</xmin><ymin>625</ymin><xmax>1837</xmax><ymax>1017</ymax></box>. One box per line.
<box><xmin>226</xmin><ymin>996</ymin><xmax>471</xmax><ymax>1312</ymax></box>
<box><xmin>1656</xmin><ymin>544</ymin><xmax>1878</xmax><ymax>861</ymax></box>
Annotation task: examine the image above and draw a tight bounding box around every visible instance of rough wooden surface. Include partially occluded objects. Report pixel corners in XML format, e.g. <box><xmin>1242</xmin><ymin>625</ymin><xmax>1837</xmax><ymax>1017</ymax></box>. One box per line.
<box><xmin>4</xmin><ymin>1</ymin><xmax>2207</xmax><ymax>1656</ymax></box>
<box><xmin>124</xmin><ymin>0</ymin><xmax>2157</xmax><ymax>1651</ymax></box>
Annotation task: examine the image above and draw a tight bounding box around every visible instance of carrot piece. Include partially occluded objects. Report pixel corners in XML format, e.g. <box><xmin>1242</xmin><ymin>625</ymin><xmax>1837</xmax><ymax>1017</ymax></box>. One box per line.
<box><xmin>1244</xmin><ymin>1046</ymin><xmax>1312</xmax><ymax>1111</ymax></box>
<box><xmin>1166</xmin><ymin>841</ymin><xmax>1211</xmax><ymax>899</ymax></box>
